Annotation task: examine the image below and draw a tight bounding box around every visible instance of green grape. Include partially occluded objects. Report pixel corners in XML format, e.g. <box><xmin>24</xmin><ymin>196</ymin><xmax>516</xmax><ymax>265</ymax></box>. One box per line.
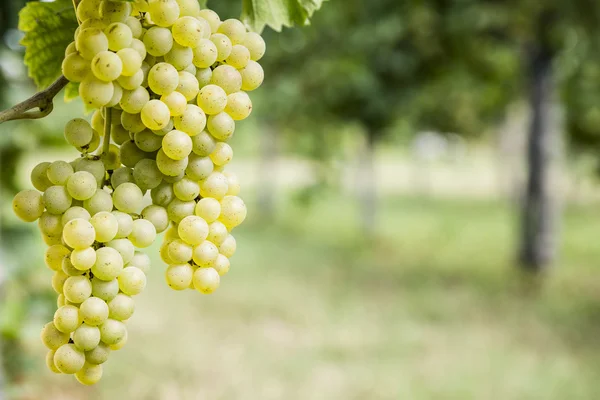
<box><xmin>174</xmin><ymin>104</ymin><xmax>206</xmax><ymax>136</ymax></box>
<box><xmin>172</xmin><ymin>16</ymin><xmax>204</xmax><ymax>47</ymax></box>
<box><xmin>132</xmin><ymin>159</ymin><xmax>163</xmax><ymax>191</ymax></box>
<box><xmin>163</xmin><ymin>171</ymin><xmax>185</xmax><ymax>183</ymax></box>
<box><xmin>111</xmin><ymin>124</ymin><xmax>131</xmax><ymax>146</ymax></box>
<box><xmin>165</xmin><ymin>225</ymin><xmax>180</xmax><ymax>240</ymax></box>
<box><xmin>91</xmin><ymin>50</ymin><xmax>123</xmax><ymax>81</ymax></box>
<box><xmin>75</xmin><ymin>363</ymin><xmax>103</xmax><ymax>385</ymax></box>
<box><xmin>92</xmin><ymin>247</ymin><xmax>124</xmax><ymax>281</ymax></box>
<box><xmin>148</xmin><ymin>0</ymin><xmax>179</xmax><ymax>27</ymax></box>
<box><xmin>73</xmin><ymin>323</ymin><xmax>101</xmax><ymax>351</ymax></box>
<box><xmin>84</xmin><ymin>343</ymin><xmax>111</xmax><ymax>365</ymax></box>
<box><xmin>109</xmin><ymin>329</ymin><xmax>128</xmax><ymax>350</ymax></box>
<box><xmin>210</xmin><ymin>33</ymin><xmax>232</xmax><ymax>61</ymax></box>
<box><xmin>212</xmin><ymin>253</ymin><xmax>230</xmax><ymax>275</ymax></box>
<box><xmin>79</xmin><ymin>18</ymin><xmax>106</xmax><ymax>30</ymax></box>
<box><xmin>148</xmin><ymin>62</ymin><xmax>179</xmax><ymax>95</ymax></box>
<box><xmin>38</xmin><ymin>212</ymin><xmax>63</xmax><ymax>237</ymax></box>
<box><xmin>133</xmin><ymin>130</ymin><xmax>162</xmax><ymax>153</ymax></box>
<box><xmin>43</xmin><ymin>234</ymin><xmax>62</xmax><ymax>246</ymax></box>
<box><xmin>63</xmin><ymin>275</ymin><xmax>93</xmax><ymax>304</ymax></box>
<box><xmin>80</xmin><ymin>76</ymin><xmax>115</xmax><ymax>108</ymax></box>
<box><xmin>162</xmin><ymin>129</ymin><xmax>192</xmax><ymax>160</ymax></box>
<box><xmin>67</xmin><ymin>171</ymin><xmax>98</xmax><ymax>201</ymax></box>
<box><xmin>191</xmin><ymin>38</ymin><xmax>218</xmax><ymax>68</ymax></box>
<box><xmin>195</xmin><ymin>67</ymin><xmax>212</xmax><ymax>88</ymax></box>
<box><xmin>44</xmin><ymin>186</ymin><xmax>72</xmax><ymax>216</ymax></box>
<box><xmin>165</xmin><ymin>263</ymin><xmax>193</xmax><ymax>290</ymax></box>
<box><xmin>194</xmin><ymin>197</ymin><xmax>220</xmax><ymax>223</ymax></box>
<box><xmin>178</xmin><ymin>215</ymin><xmax>208</xmax><ymax>246</ymax></box>
<box><xmin>112</xmin><ymin>211</ymin><xmax>134</xmax><ymax>238</ymax></box>
<box><xmin>166</xmin><ymin>198</ymin><xmax>195</xmax><ymax>223</ymax></box>
<box><xmin>118</xmin><ymin>266</ymin><xmax>146</xmax><ymax>295</ymax></box>
<box><xmin>125</xmin><ymin>16</ymin><xmax>143</xmax><ymax>38</ymax></box>
<box><xmin>133</xmin><ymin>0</ymin><xmax>150</xmax><ymax>13</ymax></box>
<box><xmin>151</xmin><ymin>181</ymin><xmax>175</xmax><ymax>207</ymax></box>
<box><xmin>79</xmin><ymin>128</ymin><xmax>101</xmax><ymax>154</ymax></box>
<box><xmin>197</xmin><ymin>17</ymin><xmax>211</xmax><ymax>39</ymax></box>
<box><xmin>91</xmin><ymin>277</ymin><xmax>119</xmax><ymax>301</ymax></box>
<box><xmin>128</xmin><ymin>251</ymin><xmax>151</xmax><ymax>273</ymax></box>
<box><xmin>119</xmin><ymin>86</ymin><xmax>149</xmax><ymax>113</ymax></box>
<box><xmin>191</xmin><ymin>130</ymin><xmax>216</xmax><ymax>156</ymax></box>
<box><xmin>128</xmin><ymin>219</ymin><xmax>157</xmax><ymax>248</ymax></box>
<box><xmin>62</xmin><ymin>257</ymin><xmax>86</xmax><ymax>276</ymax></box>
<box><xmin>173</xmin><ymin>177</ymin><xmax>199</xmax><ymax>201</ymax></box>
<box><xmin>196</xmin><ymin>84</ymin><xmax>227</xmax><ymax>115</ymax></box>
<box><xmin>209</xmin><ymin>142</ymin><xmax>233</xmax><ymax>166</ymax></box>
<box><xmin>130</xmin><ymin>38</ymin><xmax>147</xmax><ymax>59</ymax></box>
<box><xmin>107</xmin><ymin>238</ymin><xmax>135</xmax><ymax>264</ymax></box>
<box><xmin>152</xmin><ymin>118</ymin><xmax>175</xmax><ymax>136</ymax></box>
<box><xmin>240</xmin><ymin>60</ymin><xmax>264</xmax><ymax>91</ymax></box>
<box><xmin>45</xmin><ymin>244</ymin><xmax>71</xmax><ymax>271</ymax></box>
<box><xmin>112</xmin><ymin>182</ymin><xmax>143</xmax><ymax>213</ymax></box>
<box><xmin>207</xmin><ymin>112</ymin><xmax>235</xmax><ymax>141</ymax></box>
<box><xmin>90</xmin><ymin>211</ymin><xmax>119</xmax><ymax>242</ymax></box>
<box><xmin>120</xmin><ymin>139</ymin><xmax>151</xmax><ymax>168</ymax></box>
<box><xmin>117</xmin><ymin>68</ymin><xmax>144</xmax><ymax>90</ymax></box>
<box><xmin>183</xmin><ymin>63</ymin><xmax>196</xmax><ymax>74</ymax></box>
<box><xmin>63</xmin><ymin>218</ymin><xmax>96</xmax><ymax>249</ymax></box>
<box><xmin>41</xmin><ymin>322</ymin><xmax>70</xmax><ymax>350</ymax></box>
<box><xmin>105</xmin><ymin>22</ymin><xmax>132</xmax><ymax>51</ymax></box>
<box><xmin>156</xmin><ymin>148</ymin><xmax>188</xmax><ymax>176</ymax></box>
<box><xmin>219</xmin><ymin>195</ymin><xmax>247</xmax><ymax>228</ymax></box>
<box><xmin>54</xmin><ymin>343</ymin><xmax>85</xmax><ymax>374</ymax></box>
<box><xmin>217</xmin><ymin>19</ymin><xmax>246</xmax><ymax>45</ymax></box>
<box><xmin>99</xmin><ymin>319</ymin><xmax>126</xmax><ymax>345</ymax></box>
<box><xmin>75</xmin><ymin>158</ymin><xmax>105</xmax><ymax>187</ymax></box>
<box><xmin>176</xmin><ymin>71</ymin><xmax>200</xmax><ymax>100</ymax></box>
<box><xmin>53</xmin><ymin>305</ymin><xmax>81</xmax><ymax>333</ymax></box>
<box><xmin>99</xmin><ymin>0</ymin><xmax>131</xmax><ymax>23</ymax></box>
<box><xmin>192</xmin><ymin>267</ymin><xmax>220</xmax><ymax>293</ymax></box>
<box><xmin>108</xmin><ymin>293</ymin><xmax>135</xmax><ymax>320</ymax></box>
<box><xmin>80</xmin><ymin>297</ymin><xmax>110</xmax><ymax>326</ymax></box>
<box><xmin>210</xmin><ymin>65</ymin><xmax>242</xmax><ymax>94</ymax></box>
<box><xmin>121</xmin><ymin>111</ymin><xmax>146</xmax><ymax>133</ymax></box>
<box><xmin>141</xmin><ymin>99</ymin><xmax>171</xmax><ymax>130</ymax></box>
<box><xmin>199</xmin><ymin>172</ymin><xmax>228</xmax><ymax>199</ymax></box>
<box><xmin>243</xmin><ymin>32</ymin><xmax>266</xmax><ymax>61</ymax></box>
<box><xmin>141</xmin><ymin>204</ymin><xmax>169</xmax><ymax>233</ymax></box>
<box><xmin>161</xmin><ymin>91</ymin><xmax>187</xmax><ymax>116</ymax></box>
<box><xmin>225</xmin><ymin>44</ymin><xmax>250</xmax><ymax>69</ymax></box>
<box><xmin>84</xmin><ymin>189</ymin><xmax>114</xmax><ymax>215</ymax></box>
<box><xmin>52</xmin><ymin>270</ymin><xmax>69</xmax><ymax>294</ymax></box>
<box><xmin>176</xmin><ymin>0</ymin><xmax>200</xmax><ymax>17</ymax></box>
<box><xmin>225</xmin><ymin>91</ymin><xmax>252</xmax><ymax>120</ymax></box>
<box><xmin>71</xmin><ymin>247</ymin><xmax>97</xmax><ymax>271</ymax></box>
<box><xmin>165</xmin><ymin>42</ymin><xmax>193</xmax><ymax>70</ymax></box>
<box><xmin>46</xmin><ymin>350</ymin><xmax>61</xmax><ymax>374</ymax></box>
<box><xmin>47</xmin><ymin>160</ymin><xmax>74</xmax><ymax>185</ymax></box>
<box><xmin>207</xmin><ymin>220</ymin><xmax>228</xmax><ymax>246</ymax></box>
<box><xmin>62</xmin><ymin>206</ymin><xmax>91</xmax><ymax>226</ymax></box>
<box><xmin>76</xmin><ymin>28</ymin><xmax>109</xmax><ymax>60</ymax></box>
<box><xmin>160</xmin><ymin>242</ymin><xmax>174</xmax><ymax>264</ymax></box>
<box><xmin>198</xmin><ymin>9</ymin><xmax>220</xmax><ymax>33</ymax></box>
<box><xmin>77</xmin><ymin>0</ymin><xmax>102</xmax><ymax>21</ymax></box>
<box><xmin>224</xmin><ymin>172</ymin><xmax>240</xmax><ymax>196</ymax></box>
<box><xmin>91</xmin><ymin>109</ymin><xmax>105</xmax><ymax>133</ymax></box>
<box><xmin>143</xmin><ymin>26</ymin><xmax>173</xmax><ymax>57</ymax></box>
<box><xmin>62</xmin><ymin>52</ymin><xmax>91</xmax><ymax>83</ymax></box>
<box><xmin>219</xmin><ymin>234</ymin><xmax>236</xmax><ymax>257</ymax></box>
<box><xmin>31</xmin><ymin>162</ymin><xmax>53</xmax><ymax>192</ymax></box>
<box><xmin>102</xmin><ymin>143</ymin><xmax>122</xmax><ymax>170</ymax></box>
<box><xmin>167</xmin><ymin>239</ymin><xmax>193</xmax><ymax>263</ymax></box>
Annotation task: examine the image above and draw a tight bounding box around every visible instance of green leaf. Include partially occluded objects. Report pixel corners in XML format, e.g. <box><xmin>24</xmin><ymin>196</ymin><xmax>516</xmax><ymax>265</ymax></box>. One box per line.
<box><xmin>18</xmin><ymin>0</ymin><xmax>78</xmax><ymax>89</ymax></box>
<box><xmin>241</xmin><ymin>0</ymin><xmax>327</xmax><ymax>32</ymax></box>
<box><xmin>64</xmin><ymin>82</ymin><xmax>80</xmax><ymax>102</ymax></box>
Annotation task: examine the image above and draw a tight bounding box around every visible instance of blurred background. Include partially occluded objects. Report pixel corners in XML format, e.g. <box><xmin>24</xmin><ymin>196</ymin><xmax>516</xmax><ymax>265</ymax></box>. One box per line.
<box><xmin>2</xmin><ymin>0</ymin><xmax>600</xmax><ymax>399</ymax></box>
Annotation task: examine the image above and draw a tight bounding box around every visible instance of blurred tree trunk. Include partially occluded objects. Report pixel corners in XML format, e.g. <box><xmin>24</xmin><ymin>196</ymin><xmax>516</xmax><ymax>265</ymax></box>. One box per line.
<box><xmin>357</xmin><ymin>129</ymin><xmax>377</xmax><ymax>237</ymax></box>
<box><xmin>257</xmin><ymin>125</ymin><xmax>278</xmax><ymax>220</ymax></box>
<box><xmin>519</xmin><ymin>28</ymin><xmax>559</xmax><ymax>272</ymax></box>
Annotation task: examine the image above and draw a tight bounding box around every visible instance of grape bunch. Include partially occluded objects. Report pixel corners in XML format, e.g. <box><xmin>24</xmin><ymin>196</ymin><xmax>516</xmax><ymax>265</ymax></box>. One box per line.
<box><xmin>10</xmin><ymin>0</ymin><xmax>265</xmax><ymax>386</ymax></box>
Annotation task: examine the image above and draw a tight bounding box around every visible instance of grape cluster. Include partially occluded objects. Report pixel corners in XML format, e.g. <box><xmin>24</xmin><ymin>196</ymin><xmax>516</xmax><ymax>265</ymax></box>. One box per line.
<box><xmin>12</xmin><ymin>142</ymin><xmax>154</xmax><ymax>384</ymax></box>
<box><xmin>11</xmin><ymin>0</ymin><xmax>265</xmax><ymax>386</ymax></box>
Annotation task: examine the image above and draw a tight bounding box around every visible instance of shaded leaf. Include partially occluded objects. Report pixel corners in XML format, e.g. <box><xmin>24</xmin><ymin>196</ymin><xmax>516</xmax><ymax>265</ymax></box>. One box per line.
<box><xmin>241</xmin><ymin>0</ymin><xmax>327</xmax><ymax>32</ymax></box>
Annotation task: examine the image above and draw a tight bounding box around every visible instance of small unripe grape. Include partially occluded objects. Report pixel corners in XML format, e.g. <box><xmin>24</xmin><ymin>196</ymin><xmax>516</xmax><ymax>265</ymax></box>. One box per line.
<box><xmin>54</xmin><ymin>305</ymin><xmax>81</xmax><ymax>333</ymax></box>
<box><xmin>199</xmin><ymin>172</ymin><xmax>228</xmax><ymax>199</ymax></box>
<box><xmin>176</xmin><ymin>71</ymin><xmax>200</xmax><ymax>100</ymax></box>
<box><xmin>141</xmin><ymin>204</ymin><xmax>169</xmax><ymax>233</ymax></box>
<box><xmin>162</xmin><ymin>129</ymin><xmax>193</xmax><ymax>160</ymax></box>
<box><xmin>90</xmin><ymin>211</ymin><xmax>119</xmax><ymax>242</ymax></box>
<box><xmin>165</xmin><ymin>263</ymin><xmax>194</xmax><ymax>290</ymax></box>
<box><xmin>71</xmin><ymin>247</ymin><xmax>97</xmax><ymax>271</ymax></box>
<box><xmin>12</xmin><ymin>189</ymin><xmax>44</xmax><ymax>222</ymax></box>
<box><xmin>195</xmin><ymin>67</ymin><xmax>212</xmax><ymax>87</ymax></box>
<box><xmin>148</xmin><ymin>0</ymin><xmax>180</xmax><ymax>27</ymax></box>
<box><xmin>190</xmin><ymin>130</ymin><xmax>216</xmax><ymax>156</ymax></box>
<box><xmin>45</xmin><ymin>244</ymin><xmax>71</xmax><ymax>271</ymax></box>
<box><xmin>209</xmin><ymin>142</ymin><xmax>233</xmax><ymax>166</ymax></box>
<box><xmin>67</xmin><ymin>171</ymin><xmax>98</xmax><ymax>201</ymax></box>
<box><xmin>226</xmin><ymin>44</ymin><xmax>250</xmax><ymax>69</ymax></box>
<box><xmin>108</xmin><ymin>293</ymin><xmax>135</xmax><ymax>320</ymax></box>
<box><xmin>84</xmin><ymin>189</ymin><xmax>114</xmax><ymax>216</ymax></box>
<box><xmin>156</xmin><ymin>148</ymin><xmax>188</xmax><ymax>176</ymax></box>
<box><xmin>118</xmin><ymin>266</ymin><xmax>147</xmax><ymax>295</ymax></box>
<box><xmin>143</xmin><ymin>26</ymin><xmax>173</xmax><ymax>57</ymax></box>
<box><xmin>165</xmin><ymin>42</ymin><xmax>194</xmax><ymax>70</ymax></box>
<box><xmin>47</xmin><ymin>160</ymin><xmax>74</xmax><ymax>185</ymax></box>
<box><xmin>99</xmin><ymin>319</ymin><xmax>126</xmax><ymax>345</ymax></box>
<box><xmin>219</xmin><ymin>195</ymin><xmax>247</xmax><ymax>228</ymax></box>
<box><xmin>141</xmin><ymin>99</ymin><xmax>170</xmax><ymax>130</ymax></box>
<box><xmin>73</xmin><ymin>323</ymin><xmax>101</xmax><ymax>351</ymax></box>
<box><xmin>166</xmin><ymin>198</ymin><xmax>195</xmax><ymax>223</ymax></box>
<box><xmin>75</xmin><ymin>363</ymin><xmax>103</xmax><ymax>385</ymax></box>
<box><xmin>217</xmin><ymin>19</ymin><xmax>246</xmax><ymax>45</ymax></box>
<box><xmin>105</xmin><ymin>22</ymin><xmax>133</xmax><ymax>51</ymax></box>
<box><xmin>31</xmin><ymin>162</ymin><xmax>53</xmax><ymax>192</ymax></box>
<box><xmin>207</xmin><ymin>112</ymin><xmax>235</xmax><ymax>141</ymax></box>
<box><xmin>240</xmin><ymin>60</ymin><xmax>264</xmax><ymax>91</ymax></box>
<box><xmin>63</xmin><ymin>275</ymin><xmax>93</xmax><ymax>304</ymax></box>
<box><xmin>112</xmin><ymin>182</ymin><xmax>143</xmax><ymax>214</ymax></box>
<box><xmin>129</xmin><ymin>218</ymin><xmax>157</xmax><ymax>248</ymax></box>
<box><xmin>148</xmin><ymin>62</ymin><xmax>179</xmax><ymax>95</ymax></box>
<box><xmin>76</xmin><ymin>28</ymin><xmax>109</xmax><ymax>60</ymax></box>
<box><xmin>63</xmin><ymin>218</ymin><xmax>96</xmax><ymax>249</ymax></box>
<box><xmin>212</xmin><ymin>253</ymin><xmax>230</xmax><ymax>275</ymax></box>
<box><xmin>107</xmin><ymin>238</ymin><xmax>135</xmax><ymax>264</ymax></box>
<box><xmin>91</xmin><ymin>247</ymin><xmax>124</xmax><ymax>281</ymax></box>
<box><xmin>172</xmin><ymin>16</ymin><xmax>204</xmax><ymax>47</ymax></box>
<box><xmin>210</xmin><ymin>33</ymin><xmax>232</xmax><ymax>61</ymax></box>
<box><xmin>192</xmin><ymin>267</ymin><xmax>220</xmax><ymax>293</ymax></box>
<box><xmin>191</xmin><ymin>39</ymin><xmax>217</xmax><ymax>68</ymax></box>
<box><xmin>219</xmin><ymin>234</ymin><xmax>237</xmax><ymax>258</ymax></box>
<box><xmin>195</xmin><ymin>197</ymin><xmax>220</xmax><ymax>223</ymax></box>
<box><xmin>117</xmin><ymin>47</ymin><xmax>143</xmax><ymax>76</ymax></box>
<box><xmin>54</xmin><ymin>343</ymin><xmax>85</xmax><ymax>374</ymax></box>
<box><xmin>84</xmin><ymin>343</ymin><xmax>111</xmax><ymax>365</ymax></box>
<box><xmin>62</xmin><ymin>53</ymin><xmax>91</xmax><ymax>83</ymax></box>
<box><xmin>243</xmin><ymin>32</ymin><xmax>266</xmax><ymax>61</ymax></box>
<box><xmin>173</xmin><ymin>177</ymin><xmax>200</xmax><ymax>201</ymax></box>
<box><xmin>210</xmin><ymin>65</ymin><xmax>242</xmax><ymax>94</ymax></box>
<box><xmin>100</xmin><ymin>0</ymin><xmax>131</xmax><ymax>24</ymax></box>
<box><xmin>91</xmin><ymin>277</ymin><xmax>119</xmax><ymax>302</ymax></box>
<box><xmin>125</xmin><ymin>16</ymin><xmax>143</xmax><ymax>38</ymax></box>
<box><xmin>161</xmin><ymin>91</ymin><xmax>187</xmax><ymax>116</ymax></box>
<box><xmin>198</xmin><ymin>9</ymin><xmax>221</xmax><ymax>33</ymax></box>
<box><xmin>225</xmin><ymin>91</ymin><xmax>252</xmax><ymax>120</ymax></box>
<box><xmin>120</xmin><ymin>86</ymin><xmax>150</xmax><ymax>113</ymax></box>
<box><xmin>80</xmin><ymin>297</ymin><xmax>109</xmax><ymax>326</ymax></box>
<box><xmin>80</xmin><ymin>76</ymin><xmax>115</xmax><ymax>108</ymax></box>
<box><xmin>197</xmin><ymin>84</ymin><xmax>227</xmax><ymax>115</ymax></box>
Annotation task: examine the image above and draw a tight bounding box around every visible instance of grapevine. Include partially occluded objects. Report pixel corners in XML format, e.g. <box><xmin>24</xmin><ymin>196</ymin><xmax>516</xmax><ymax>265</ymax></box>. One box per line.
<box><xmin>10</xmin><ymin>0</ymin><xmax>265</xmax><ymax>385</ymax></box>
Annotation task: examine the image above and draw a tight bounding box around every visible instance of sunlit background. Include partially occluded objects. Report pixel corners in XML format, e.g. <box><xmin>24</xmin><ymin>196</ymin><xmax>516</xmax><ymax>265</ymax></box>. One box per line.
<box><xmin>2</xmin><ymin>0</ymin><xmax>600</xmax><ymax>399</ymax></box>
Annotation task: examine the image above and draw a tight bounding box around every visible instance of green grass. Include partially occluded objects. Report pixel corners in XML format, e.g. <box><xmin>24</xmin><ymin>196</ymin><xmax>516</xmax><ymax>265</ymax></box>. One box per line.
<box><xmin>16</xmin><ymin>195</ymin><xmax>600</xmax><ymax>399</ymax></box>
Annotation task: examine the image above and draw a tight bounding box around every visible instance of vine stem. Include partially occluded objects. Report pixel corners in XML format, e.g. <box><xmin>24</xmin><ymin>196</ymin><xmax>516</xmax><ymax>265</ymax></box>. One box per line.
<box><xmin>0</xmin><ymin>76</ymin><xmax>69</xmax><ymax>124</ymax></box>
<box><xmin>101</xmin><ymin>107</ymin><xmax>112</xmax><ymax>156</ymax></box>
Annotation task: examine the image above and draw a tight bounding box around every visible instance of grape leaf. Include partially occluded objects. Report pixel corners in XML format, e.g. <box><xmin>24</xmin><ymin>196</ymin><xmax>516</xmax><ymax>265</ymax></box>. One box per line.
<box><xmin>18</xmin><ymin>0</ymin><xmax>78</xmax><ymax>89</ymax></box>
<box><xmin>241</xmin><ymin>0</ymin><xmax>327</xmax><ymax>32</ymax></box>
<box><xmin>64</xmin><ymin>82</ymin><xmax>80</xmax><ymax>102</ymax></box>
